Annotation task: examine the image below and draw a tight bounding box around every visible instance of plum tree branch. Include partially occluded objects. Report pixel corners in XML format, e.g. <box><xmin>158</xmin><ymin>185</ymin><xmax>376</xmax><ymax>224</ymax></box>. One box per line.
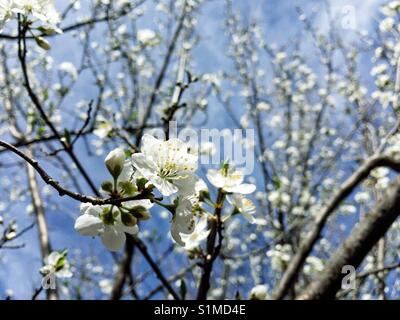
<box><xmin>196</xmin><ymin>189</ymin><xmax>225</xmax><ymax>300</ymax></box>
<box><xmin>298</xmin><ymin>176</ymin><xmax>400</xmax><ymax>299</ymax></box>
<box><xmin>0</xmin><ymin>1</ymin><xmax>145</xmax><ymax>40</ymax></box>
<box><xmin>0</xmin><ymin>139</ymin><xmax>148</xmax><ymax>205</ymax></box>
<box><xmin>273</xmin><ymin>154</ymin><xmax>400</xmax><ymax>299</ymax></box>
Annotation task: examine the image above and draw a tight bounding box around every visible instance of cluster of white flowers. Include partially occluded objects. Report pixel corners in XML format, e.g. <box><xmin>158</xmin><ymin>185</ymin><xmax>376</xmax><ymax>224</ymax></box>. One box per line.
<box><xmin>0</xmin><ymin>0</ymin><xmax>61</xmax><ymax>31</ymax></box>
<box><xmin>381</xmin><ymin>1</ymin><xmax>400</xmax><ymax>17</ymax></box>
<box><xmin>267</xmin><ymin>244</ymin><xmax>292</xmax><ymax>271</ymax></box>
<box><xmin>0</xmin><ymin>0</ymin><xmax>62</xmax><ymax>50</ymax></box>
<box><xmin>75</xmin><ymin>148</ymin><xmax>153</xmax><ymax>251</ymax></box>
<box><xmin>74</xmin><ymin>134</ymin><xmax>258</xmax><ymax>252</ymax></box>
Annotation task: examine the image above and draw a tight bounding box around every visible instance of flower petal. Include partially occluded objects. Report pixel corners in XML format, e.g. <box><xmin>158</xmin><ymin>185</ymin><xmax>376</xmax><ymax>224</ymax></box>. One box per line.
<box><xmin>131</xmin><ymin>153</ymin><xmax>158</xmax><ymax>180</ymax></box>
<box><xmin>242</xmin><ymin>211</ymin><xmax>257</xmax><ymax>224</ymax></box>
<box><xmin>174</xmin><ymin>173</ymin><xmax>199</xmax><ymax>196</ymax></box>
<box><xmin>225</xmin><ymin>183</ymin><xmax>256</xmax><ymax>194</ymax></box>
<box><xmin>155</xmin><ymin>178</ymin><xmax>178</xmax><ymax>196</ymax></box>
<box><xmin>206</xmin><ymin>169</ymin><xmax>225</xmax><ymax>188</ymax></box>
<box><xmin>141</xmin><ymin>134</ymin><xmax>163</xmax><ymax>158</ymax></box>
<box><xmin>101</xmin><ymin>226</ymin><xmax>126</xmax><ymax>251</ymax></box>
<box><xmin>74</xmin><ymin>214</ymin><xmax>103</xmax><ymax>237</ymax></box>
<box><xmin>170</xmin><ymin>223</ymin><xmax>185</xmax><ymax>246</ymax></box>
<box><xmin>46</xmin><ymin>252</ymin><xmax>60</xmax><ymax>266</ymax></box>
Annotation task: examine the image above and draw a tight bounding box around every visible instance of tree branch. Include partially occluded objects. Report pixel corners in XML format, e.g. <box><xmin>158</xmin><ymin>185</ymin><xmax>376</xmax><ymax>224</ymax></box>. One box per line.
<box><xmin>196</xmin><ymin>189</ymin><xmax>225</xmax><ymax>300</ymax></box>
<box><xmin>273</xmin><ymin>154</ymin><xmax>400</xmax><ymax>299</ymax></box>
<box><xmin>0</xmin><ymin>139</ymin><xmax>148</xmax><ymax>205</ymax></box>
<box><xmin>298</xmin><ymin>176</ymin><xmax>400</xmax><ymax>299</ymax></box>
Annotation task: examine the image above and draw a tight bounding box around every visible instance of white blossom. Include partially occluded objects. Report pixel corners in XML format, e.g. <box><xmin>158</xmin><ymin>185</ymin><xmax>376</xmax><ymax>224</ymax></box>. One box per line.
<box><xmin>379</xmin><ymin>17</ymin><xmax>395</xmax><ymax>32</ymax></box>
<box><xmin>58</xmin><ymin>62</ymin><xmax>78</xmax><ymax>81</ymax></box>
<box><xmin>227</xmin><ymin>194</ymin><xmax>257</xmax><ymax>224</ymax></box>
<box><xmin>132</xmin><ymin>134</ymin><xmax>199</xmax><ymax>197</ymax></box>
<box><xmin>99</xmin><ymin>279</ymin><xmax>113</xmax><ymax>295</ymax></box>
<box><xmin>2</xmin><ymin>0</ymin><xmax>62</xmax><ymax>31</ymax></box>
<box><xmin>74</xmin><ymin>202</ymin><xmax>150</xmax><ymax>251</ymax></box>
<box><xmin>249</xmin><ymin>284</ymin><xmax>268</xmax><ymax>300</ymax></box>
<box><xmin>93</xmin><ymin>118</ymin><xmax>113</xmax><ymax>139</ymax></box>
<box><xmin>206</xmin><ymin>166</ymin><xmax>256</xmax><ymax>194</ymax></box>
<box><xmin>40</xmin><ymin>251</ymin><xmax>73</xmax><ymax>279</ymax></box>
<box><xmin>0</xmin><ymin>0</ymin><xmax>14</xmax><ymax>29</ymax></box>
<box><xmin>137</xmin><ymin>29</ymin><xmax>159</xmax><ymax>46</ymax></box>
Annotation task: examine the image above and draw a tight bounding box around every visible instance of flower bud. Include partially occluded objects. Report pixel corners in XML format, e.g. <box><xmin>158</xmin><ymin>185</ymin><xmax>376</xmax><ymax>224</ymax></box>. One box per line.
<box><xmin>35</xmin><ymin>36</ymin><xmax>51</xmax><ymax>50</ymax></box>
<box><xmin>105</xmin><ymin>148</ymin><xmax>125</xmax><ymax>179</ymax></box>
<box><xmin>100</xmin><ymin>207</ymin><xmax>116</xmax><ymax>226</ymax></box>
<box><xmin>101</xmin><ymin>181</ymin><xmax>113</xmax><ymax>193</ymax></box>
<box><xmin>121</xmin><ymin>211</ymin><xmax>138</xmax><ymax>227</ymax></box>
<box><xmin>129</xmin><ymin>206</ymin><xmax>151</xmax><ymax>220</ymax></box>
<box><xmin>136</xmin><ymin>177</ymin><xmax>148</xmax><ymax>191</ymax></box>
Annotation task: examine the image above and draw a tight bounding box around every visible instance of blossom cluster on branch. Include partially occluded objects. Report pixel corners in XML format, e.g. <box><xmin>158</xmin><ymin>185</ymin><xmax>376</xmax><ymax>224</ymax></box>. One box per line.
<box><xmin>75</xmin><ymin>134</ymin><xmax>258</xmax><ymax>251</ymax></box>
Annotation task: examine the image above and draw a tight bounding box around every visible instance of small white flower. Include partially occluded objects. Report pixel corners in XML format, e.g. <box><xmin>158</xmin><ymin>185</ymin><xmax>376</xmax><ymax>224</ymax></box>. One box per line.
<box><xmin>206</xmin><ymin>167</ymin><xmax>255</xmax><ymax>194</ymax></box>
<box><xmin>105</xmin><ymin>148</ymin><xmax>125</xmax><ymax>179</ymax></box>
<box><xmin>0</xmin><ymin>0</ymin><xmax>14</xmax><ymax>29</ymax></box>
<box><xmin>304</xmin><ymin>256</ymin><xmax>324</xmax><ymax>274</ymax></box>
<box><xmin>137</xmin><ymin>29</ymin><xmax>159</xmax><ymax>46</ymax></box>
<box><xmin>132</xmin><ymin>134</ymin><xmax>199</xmax><ymax>196</ymax></box>
<box><xmin>256</xmin><ymin>101</ymin><xmax>270</xmax><ymax>111</ymax></box>
<box><xmin>11</xmin><ymin>0</ymin><xmax>61</xmax><ymax>30</ymax></box>
<box><xmin>240</xmin><ymin>114</ymin><xmax>249</xmax><ymax>128</ymax></box>
<box><xmin>93</xmin><ymin>119</ymin><xmax>113</xmax><ymax>139</ymax></box>
<box><xmin>58</xmin><ymin>62</ymin><xmax>78</xmax><ymax>81</ymax></box>
<box><xmin>40</xmin><ymin>251</ymin><xmax>73</xmax><ymax>279</ymax></box>
<box><xmin>355</xmin><ymin>192</ymin><xmax>370</xmax><ymax>204</ymax></box>
<box><xmin>4</xmin><ymin>220</ymin><xmax>17</xmax><ymax>240</ymax></box>
<box><xmin>227</xmin><ymin>194</ymin><xmax>257</xmax><ymax>224</ymax></box>
<box><xmin>249</xmin><ymin>284</ymin><xmax>268</xmax><ymax>300</ymax></box>
<box><xmin>379</xmin><ymin>17</ymin><xmax>395</xmax><ymax>32</ymax></box>
<box><xmin>99</xmin><ymin>279</ymin><xmax>113</xmax><ymax>295</ymax></box>
<box><xmin>75</xmin><ymin>203</ymin><xmax>145</xmax><ymax>251</ymax></box>
<box><xmin>275</xmin><ymin>51</ymin><xmax>287</xmax><ymax>62</ymax></box>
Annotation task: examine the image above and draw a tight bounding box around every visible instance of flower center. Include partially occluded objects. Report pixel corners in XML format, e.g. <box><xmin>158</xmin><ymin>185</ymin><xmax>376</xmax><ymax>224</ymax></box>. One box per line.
<box><xmin>158</xmin><ymin>161</ymin><xmax>191</xmax><ymax>180</ymax></box>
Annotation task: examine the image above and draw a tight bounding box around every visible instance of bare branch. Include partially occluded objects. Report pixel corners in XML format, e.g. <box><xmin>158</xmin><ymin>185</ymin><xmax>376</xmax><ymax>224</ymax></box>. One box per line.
<box><xmin>298</xmin><ymin>176</ymin><xmax>400</xmax><ymax>299</ymax></box>
<box><xmin>273</xmin><ymin>154</ymin><xmax>400</xmax><ymax>299</ymax></box>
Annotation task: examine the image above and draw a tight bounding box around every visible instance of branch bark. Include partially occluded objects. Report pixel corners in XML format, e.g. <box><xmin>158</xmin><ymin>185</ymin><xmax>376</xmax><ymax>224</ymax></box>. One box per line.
<box><xmin>273</xmin><ymin>155</ymin><xmax>400</xmax><ymax>299</ymax></box>
<box><xmin>25</xmin><ymin>147</ymin><xmax>58</xmax><ymax>300</ymax></box>
<box><xmin>0</xmin><ymin>139</ymin><xmax>149</xmax><ymax>205</ymax></box>
<box><xmin>196</xmin><ymin>189</ymin><xmax>225</xmax><ymax>300</ymax></box>
<box><xmin>110</xmin><ymin>235</ymin><xmax>134</xmax><ymax>300</ymax></box>
<box><xmin>298</xmin><ymin>176</ymin><xmax>400</xmax><ymax>299</ymax></box>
